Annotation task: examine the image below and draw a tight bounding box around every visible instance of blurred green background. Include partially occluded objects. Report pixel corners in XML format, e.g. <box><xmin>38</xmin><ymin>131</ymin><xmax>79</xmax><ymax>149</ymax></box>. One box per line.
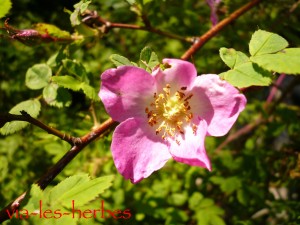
<box><xmin>1</xmin><ymin>0</ymin><xmax>300</xmax><ymax>224</ymax></box>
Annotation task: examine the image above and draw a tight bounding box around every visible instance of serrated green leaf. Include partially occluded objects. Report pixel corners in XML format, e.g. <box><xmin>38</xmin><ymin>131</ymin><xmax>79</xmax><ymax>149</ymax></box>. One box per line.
<box><xmin>219</xmin><ymin>62</ymin><xmax>273</xmax><ymax>88</ymax></box>
<box><xmin>52</xmin><ymin>76</ymin><xmax>96</xmax><ymax>100</ymax></box>
<box><xmin>52</xmin><ymin>76</ymin><xmax>82</xmax><ymax>91</ymax></box>
<box><xmin>22</xmin><ymin>184</ymin><xmax>44</xmax><ymax>212</ymax></box>
<box><xmin>0</xmin><ymin>99</ymin><xmax>41</xmax><ymax>135</ymax></box>
<box><xmin>39</xmin><ymin>216</ymin><xmax>77</xmax><ymax>225</ymax></box>
<box><xmin>250</xmin><ymin>48</ymin><xmax>300</xmax><ymax>74</ymax></box>
<box><xmin>139</xmin><ymin>46</ymin><xmax>159</xmax><ymax>72</ymax></box>
<box><xmin>249</xmin><ymin>30</ymin><xmax>288</xmax><ymax>56</ymax></box>
<box><xmin>26</xmin><ymin>64</ymin><xmax>52</xmax><ymax>90</ymax></box>
<box><xmin>33</xmin><ymin>23</ymin><xmax>71</xmax><ymax>38</ymax></box>
<box><xmin>48</xmin><ymin>175</ymin><xmax>114</xmax><ymax>208</ymax></box>
<box><xmin>219</xmin><ymin>47</ymin><xmax>249</xmax><ymax>69</ymax></box>
<box><xmin>70</xmin><ymin>0</ymin><xmax>92</xmax><ymax>26</ymax></box>
<box><xmin>49</xmin><ymin>174</ymin><xmax>90</xmax><ymax>206</ymax></box>
<box><xmin>47</xmin><ymin>47</ymin><xmax>67</xmax><ymax>68</ymax></box>
<box><xmin>62</xmin><ymin>59</ymin><xmax>88</xmax><ymax>80</ymax></box>
<box><xmin>43</xmin><ymin>84</ymin><xmax>72</xmax><ymax>108</ymax></box>
<box><xmin>110</xmin><ymin>54</ymin><xmax>134</xmax><ymax>67</ymax></box>
<box><xmin>80</xmin><ymin>83</ymin><xmax>97</xmax><ymax>100</ymax></box>
<box><xmin>0</xmin><ymin>0</ymin><xmax>12</xmax><ymax>18</ymax></box>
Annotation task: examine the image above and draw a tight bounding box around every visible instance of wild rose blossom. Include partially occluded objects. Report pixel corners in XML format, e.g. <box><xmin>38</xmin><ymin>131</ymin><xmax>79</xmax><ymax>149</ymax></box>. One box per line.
<box><xmin>99</xmin><ymin>59</ymin><xmax>246</xmax><ymax>183</ymax></box>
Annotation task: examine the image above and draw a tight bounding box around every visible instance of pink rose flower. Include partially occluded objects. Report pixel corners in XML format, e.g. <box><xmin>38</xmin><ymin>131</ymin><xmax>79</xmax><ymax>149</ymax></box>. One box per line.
<box><xmin>99</xmin><ymin>58</ymin><xmax>246</xmax><ymax>183</ymax></box>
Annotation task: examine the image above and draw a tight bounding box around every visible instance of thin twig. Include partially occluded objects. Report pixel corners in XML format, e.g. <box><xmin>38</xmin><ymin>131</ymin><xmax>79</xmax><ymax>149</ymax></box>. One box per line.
<box><xmin>266</xmin><ymin>74</ymin><xmax>286</xmax><ymax>104</ymax></box>
<box><xmin>106</xmin><ymin>22</ymin><xmax>193</xmax><ymax>43</ymax></box>
<box><xmin>215</xmin><ymin>76</ymin><xmax>300</xmax><ymax>152</ymax></box>
<box><xmin>0</xmin><ymin>111</ymin><xmax>80</xmax><ymax>146</ymax></box>
<box><xmin>82</xmin><ymin>10</ymin><xmax>193</xmax><ymax>43</ymax></box>
<box><xmin>0</xmin><ymin>118</ymin><xmax>117</xmax><ymax>223</ymax></box>
<box><xmin>89</xmin><ymin>103</ymin><xmax>100</xmax><ymax>127</ymax></box>
<box><xmin>181</xmin><ymin>0</ymin><xmax>261</xmax><ymax>60</ymax></box>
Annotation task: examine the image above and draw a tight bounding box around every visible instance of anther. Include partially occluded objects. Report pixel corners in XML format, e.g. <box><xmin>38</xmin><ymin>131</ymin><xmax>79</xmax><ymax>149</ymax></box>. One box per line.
<box><xmin>192</xmin><ymin>124</ymin><xmax>198</xmax><ymax>134</ymax></box>
<box><xmin>176</xmin><ymin>91</ymin><xmax>185</xmax><ymax>99</ymax></box>
<box><xmin>184</xmin><ymin>94</ymin><xmax>193</xmax><ymax>101</ymax></box>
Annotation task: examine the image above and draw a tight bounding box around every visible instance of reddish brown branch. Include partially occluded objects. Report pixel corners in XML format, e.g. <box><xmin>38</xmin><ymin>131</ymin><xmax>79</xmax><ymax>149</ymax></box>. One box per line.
<box><xmin>181</xmin><ymin>0</ymin><xmax>261</xmax><ymax>60</ymax></box>
<box><xmin>215</xmin><ymin>117</ymin><xmax>266</xmax><ymax>153</ymax></box>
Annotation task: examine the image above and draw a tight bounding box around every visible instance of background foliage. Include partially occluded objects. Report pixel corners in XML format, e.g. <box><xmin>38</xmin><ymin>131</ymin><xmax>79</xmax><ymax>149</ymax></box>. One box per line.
<box><xmin>1</xmin><ymin>0</ymin><xmax>300</xmax><ymax>224</ymax></box>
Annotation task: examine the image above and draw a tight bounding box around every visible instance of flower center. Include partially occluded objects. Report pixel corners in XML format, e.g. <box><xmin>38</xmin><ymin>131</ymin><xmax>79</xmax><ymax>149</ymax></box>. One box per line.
<box><xmin>145</xmin><ymin>84</ymin><xmax>197</xmax><ymax>144</ymax></box>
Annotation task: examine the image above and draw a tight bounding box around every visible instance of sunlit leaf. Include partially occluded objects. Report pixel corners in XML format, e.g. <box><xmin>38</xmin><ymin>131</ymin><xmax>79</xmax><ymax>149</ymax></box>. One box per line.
<box><xmin>48</xmin><ymin>174</ymin><xmax>90</xmax><ymax>206</ymax></box>
<box><xmin>80</xmin><ymin>83</ymin><xmax>97</xmax><ymax>100</ymax></box>
<box><xmin>25</xmin><ymin>64</ymin><xmax>52</xmax><ymax>90</ymax></box>
<box><xmin>52</xmin><ymin>76</ymin><xmax>82</xmax><ymax>91</ymax></box>
<box><xmin>52</xmin><ymin>76</ymin><xmax>97</xmax><ymax>100</ymax></box>
<box><xmin>62</xmin><ymin>59</ymin><xmax>88</xmax><ymax>81</ymax></box>
<box><xmin>70</xmin><ymin>0</ymin><xmax>92</xmax><ymax>26</ymax></box>
<box><xmin>219</xmin><ymin>62</ymin><xmax>273</xmax><ymax>88</ymax></box>
<box><xmin>249</xmin><ymin>30</ymin><xmax>288</xmax><ymax>56</ymax></box>
<box><xmin>33</xmin><ymin>23</ymin><xmax>71</xmax><ymax>38</ymax></box>
<box><xmin>43</xmin><ymin>83</ymin><xmax>72</xmax><ymax>108</ymax></box>
<box><xmin>250</xmin><ymin>48</ymin><xmax>300</xmax><ymax>74</ymax></box>
<box><xmin>110</xmin><ymin>54</ymin><xmax>135</xmax><ymax>67</ymax></box>
<box><xmin>219</xmin><ymin>47</ymin><xmax>249</xmax><ymax>69</ymax></box>
<box><xmin>0</xmin><ymin>99</ymin><xmax>41</xmax><ymax>135</ymax></box>
<box><xmin>0</xmin><ymin>0</ymin><xmax>12</xmax><ymax>18</ymax></box>
<box><xmin>139</xmin><ymin>46</ymin><xmax>160</xmax><ymax>72</ymax></box>
<box><xmin>48</xmin><ymin>174</ymin><xmax>114</xmax><ymax>208</ymax></box>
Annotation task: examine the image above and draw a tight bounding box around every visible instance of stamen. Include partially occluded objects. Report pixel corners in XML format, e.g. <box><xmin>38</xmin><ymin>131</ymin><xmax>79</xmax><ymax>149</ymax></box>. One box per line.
<box><xmin>192</xmin><ymin>124</ymin><xmax>198</xmax><ymax>135</ymax></box>
<box><xmin>184</xmin><ymin>94</ymin><xmax>193</xmax><ymax>101</ymax></box>
<box><xmin>145</xmin><ymin>83</ymin><xmax>197</xmax><ymax>142</ymax></box>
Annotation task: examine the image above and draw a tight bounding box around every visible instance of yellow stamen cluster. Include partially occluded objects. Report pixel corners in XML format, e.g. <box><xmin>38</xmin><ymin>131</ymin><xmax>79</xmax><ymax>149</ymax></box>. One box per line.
<box><xmin>145</xmin><ymin>84</ymin><xmax>197</xmax><ymax>144</ymax></box>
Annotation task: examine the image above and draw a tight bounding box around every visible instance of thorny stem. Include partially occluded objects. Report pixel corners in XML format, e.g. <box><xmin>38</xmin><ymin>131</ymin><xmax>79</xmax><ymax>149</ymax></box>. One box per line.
<box><xmin>0</xmin><ymin>1</ymin><xmax>262</xmax><ymax>222</ymax></box>
<box><xmin>181</xmin><ymin>0</ymin><xmax>261</xmax><ymax>60</ymax></box>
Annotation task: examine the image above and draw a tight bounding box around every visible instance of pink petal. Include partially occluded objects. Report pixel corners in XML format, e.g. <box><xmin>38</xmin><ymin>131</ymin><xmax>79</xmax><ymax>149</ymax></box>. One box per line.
<box><xmin>169</xmin><ymin>118</ymin><xmax>211</xmax><ymax>170</ymax></box>
<box><xmin>153</xmin><ymin>58</ymin><xmax>197</xmax><ymax>92</ymax></box>
<box><xmin>190</xmin><ymin>74</ymin><xmax>246</xmax><ymax>136</ymax></box>
<box><xmin>111</xmin><ymin>117</ymin><xmax>172</xmax><ymax>183</ymax></box>
<box><xmin>99</xmin><ymin>66</ymin><xmax>156</xmax><ymax>122</ymax></box>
